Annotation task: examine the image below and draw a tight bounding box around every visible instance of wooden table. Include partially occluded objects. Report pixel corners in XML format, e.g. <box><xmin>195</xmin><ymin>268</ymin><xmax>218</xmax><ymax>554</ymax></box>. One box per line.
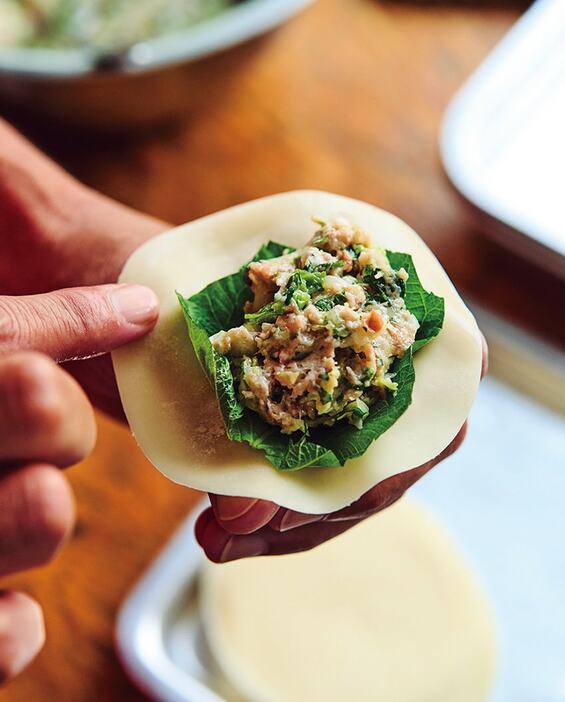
<box><xmin>5</xmin><ymin>0</ymin><xmax>558</xmax><ymax>699</ymax></box>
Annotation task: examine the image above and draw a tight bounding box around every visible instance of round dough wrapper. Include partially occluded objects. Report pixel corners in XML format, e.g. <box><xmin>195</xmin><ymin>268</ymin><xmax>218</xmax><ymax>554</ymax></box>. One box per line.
<box><xmin>200</xmin><ymin>499</ymin><xmax>496</xmax><ymax>702</ymax></box>
<box><xmin>113</xmin><ymin>191</ymin><xmax>482</xmax><ymax>513</ymax></box>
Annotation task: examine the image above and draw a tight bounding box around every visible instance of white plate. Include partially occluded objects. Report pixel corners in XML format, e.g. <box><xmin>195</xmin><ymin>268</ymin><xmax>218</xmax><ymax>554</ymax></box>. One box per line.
<box><xmin>441</xmin><ymin>0</ymin><xmax>565</xmax><ymax>278</ymax></box>
<box><xmin>116</xmin><ymin>321</ymin><xmax>565</xmax><ymax>702</ymax></box>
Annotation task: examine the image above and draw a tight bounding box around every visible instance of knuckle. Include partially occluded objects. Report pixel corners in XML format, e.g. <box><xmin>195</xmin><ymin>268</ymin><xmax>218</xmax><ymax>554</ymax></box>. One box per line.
<box><xmin>0</xmin><ymin>351</ymin><xmax>95</xmax><ymax>467</ymax></box>
<box><xmin>8</xmin><ymin>351</ymin><xmax>54</xmax><ymax>389</ymax></box>
<box><xmin>9</xmin><ymin>354</ymin><xmax>65</xmax><ymax>434</ymax></box>
<box><xmin>57</xmin><ymin>291</ymin><xmax>93</xmax><ymax>339</ymax></box>
<box><xmin>57</xmin><ymin>289</ymin><xmax>116</xmax><ymax>342</ymax></box>
<box><xmin>0</xmin><ymin>298</ymin><xmax>23</xmax><ymax>354</ymax></box>
<box><xmin>52</xmin><ymin>288</ymin><xmax>121</xmax><ymax>358</ymax></box>
<box><xmin>31</xmin><ymin>392</ymin><xmax>67</xmax><ymax>440</ymax></box>
<box><xmin>23</xmin><ymin>467</ymin><xmax>75</xmax><ymax>566</ymax></box>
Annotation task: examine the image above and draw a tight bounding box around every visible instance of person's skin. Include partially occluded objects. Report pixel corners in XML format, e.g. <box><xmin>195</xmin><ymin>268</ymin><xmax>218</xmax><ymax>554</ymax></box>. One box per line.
<box><xmin>0</xmin><ymin>286</ymin><xmax>160</xmax><ymax>684</ymax></box>
<box><xmin>0</xmin><ymin>118</ymin><xmax>487</xmax><ymax>682</ymax></box>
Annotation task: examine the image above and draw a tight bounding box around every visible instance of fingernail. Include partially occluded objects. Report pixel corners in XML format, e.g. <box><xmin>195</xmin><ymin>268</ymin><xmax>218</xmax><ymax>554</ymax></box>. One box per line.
<box><xmin>324</xmin><ymin>513</ymin><xmax>364</xmax><ymax>523</ymax></box>
<box><xmin>111</xmin><ymin>285</ymin><xmax>159</xmax><ymax>326</ymax></box>
<box><xmin>220</xmin><ymin>535</ymin><xmax>267</xmax><ymax>563</ymax></box>
<box><xmin>277</xmin><ymin>510</ymin><xmax>323</xmax><ymax>532</ymax></box>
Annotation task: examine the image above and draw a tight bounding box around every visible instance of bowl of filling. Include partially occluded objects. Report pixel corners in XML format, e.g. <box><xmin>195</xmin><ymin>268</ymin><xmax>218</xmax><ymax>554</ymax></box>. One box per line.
<box><xmin>0</xmin><ymin>0</ymin><xmax>313</xmax><ymax>128</ymax></box>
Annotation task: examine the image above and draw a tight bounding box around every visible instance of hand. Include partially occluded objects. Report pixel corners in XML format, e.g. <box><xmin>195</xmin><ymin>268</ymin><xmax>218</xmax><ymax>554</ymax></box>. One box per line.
<box><xmin>0</xmin><ymin>118</ymin><xmax>167</xmax><ymax>419</ymax></box>
<box><xmin>0</xmin><ymin>284</ymin><xmax>158</xmax><ymax>683</ymax></box>
<box><xmin>0</xmin><ymin>118</ymin><xmax>487</xmax><ymax>566</ymax></box>
<box><xmin>196</xmin><ymin>339</ymin><xmax>488</xmax><ymax>563</ymax></box>
<box><xmin>196</xmin><ymin>426</ymin><xmax>466</xmax><ymax>563</ymax></box>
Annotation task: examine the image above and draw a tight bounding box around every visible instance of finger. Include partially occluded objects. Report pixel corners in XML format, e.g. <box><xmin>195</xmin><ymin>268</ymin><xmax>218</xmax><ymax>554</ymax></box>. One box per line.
<box><xmin>209</xmin><ymin>333</ymin><xmax>486</xmax><ymax>537</ymax></box>
<box><xmin>197</xmin><ymin>424</ymin><xmax>468</xmax><ymax>560</ymax></box>
<box><xmin>322</xmin><ymin>421</ymin><xmax>469</xmax><ymax>524</ymax></box>
<box><xmin>196</xmin><ymin>507</ymin><xmax>363</xmax><ymax>564</ymax></box>
<box><xmin>196</xmin><ymin>509</ymin><xmax>267</xmax><ymax>561</ymax></box>
<box><xmin>267</xmin><ymin>422</ymin><xmax>468</xmax><ymax>533</ymax></box>
<box><xmin>268</xmin><ymin>509</ymin><xmax>324</xmax><ymax>532</ymax></box>
<box><xmin>0</xmin><ymin>463</ymin><xmax>75</xmax><ymax>576</ymax></box>
<box><xmin>0</xmin><ymin>591</ymin><xmax>45</xmax><ymax>685</ymax></box>
<box><xmin>209</xmin><ymin>495</ymin><xmax>280</xmax><ymax>535</ymax></box>
<box><xmin>212</xmin><ymin>414</ymin><xmax>470</xmax><ymax>537</ymax></box>
<box><xmin>0</xmin><ymin>284</ymin><xmax>158</xmax><ymax>362</ymax></box>
<box><xmin>0</xmin><ymin>352</ymin><xmax>96</xmax><ymax>467</ymax></box>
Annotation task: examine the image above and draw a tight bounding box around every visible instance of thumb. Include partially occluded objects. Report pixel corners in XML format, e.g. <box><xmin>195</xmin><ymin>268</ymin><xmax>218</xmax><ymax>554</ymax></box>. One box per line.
<box><xmin>0</xmin><ymin>284</ymin><xmax>159</xmax><ymax>362</ymax></box>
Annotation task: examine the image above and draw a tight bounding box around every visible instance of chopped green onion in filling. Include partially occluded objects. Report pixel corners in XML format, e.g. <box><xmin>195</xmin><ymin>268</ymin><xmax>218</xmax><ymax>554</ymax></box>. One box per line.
<box><xmin>211</xmin><ymin>218</ymin><xmax>419</xmax><ymax>435</ymax></box>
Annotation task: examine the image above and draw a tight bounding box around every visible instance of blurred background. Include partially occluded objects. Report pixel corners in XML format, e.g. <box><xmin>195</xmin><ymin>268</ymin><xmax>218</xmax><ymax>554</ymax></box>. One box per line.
<box><xmin>1</xmin><ymin>0</ymin><xmax>563</xmax><ymax>700</ymax></box>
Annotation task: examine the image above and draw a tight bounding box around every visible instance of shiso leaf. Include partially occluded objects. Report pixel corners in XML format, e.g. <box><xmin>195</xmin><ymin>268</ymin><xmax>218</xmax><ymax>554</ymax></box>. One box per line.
<box><xmin>387</xmin><ymin>251</ymin><xmax>445</xmax><ymax>352</ymax></box>
<box><xmin>176</xmin><ymin>242</ymin><xmax>444</xmax><ymax>471</ymax></box>
<box><xmin>307</xmin><ymin>350</ymin><xmax>415</xmax><ymax>464</ymax></box>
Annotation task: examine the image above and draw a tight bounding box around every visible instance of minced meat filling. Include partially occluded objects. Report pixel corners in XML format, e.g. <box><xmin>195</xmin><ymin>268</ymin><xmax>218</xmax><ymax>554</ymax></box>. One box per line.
<box><xmin>211</xmin><ymin>218</ymin><xmax>419</xmax><ymax>435</ymax></box>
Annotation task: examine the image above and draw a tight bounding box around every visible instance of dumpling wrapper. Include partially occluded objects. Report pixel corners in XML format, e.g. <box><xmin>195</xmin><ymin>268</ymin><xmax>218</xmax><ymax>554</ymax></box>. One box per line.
<box><xmin>200</xmin><ymin>498</ymin><xmax>496</xmax><ymax>702</ymax></box>
<box><xmin>113</xmin><ymin>191</ymin><xmax>482</xmax><ymax>514</ymax></box>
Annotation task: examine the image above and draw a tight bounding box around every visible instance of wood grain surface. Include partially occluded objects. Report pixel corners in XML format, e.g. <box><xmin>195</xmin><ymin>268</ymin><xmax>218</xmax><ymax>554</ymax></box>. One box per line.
<box><xmin>3</xmin><ymin>0</ymin><xmax>555</xmax><ymax>700</ymax></box>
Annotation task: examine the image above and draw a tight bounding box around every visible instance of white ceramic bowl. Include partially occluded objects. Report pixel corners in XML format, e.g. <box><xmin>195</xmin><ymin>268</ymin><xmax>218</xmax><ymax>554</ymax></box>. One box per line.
<box><xmin>0</xmin><ymin>0</ymin><xmax>313</xmax><ymax>129</ymax></box>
